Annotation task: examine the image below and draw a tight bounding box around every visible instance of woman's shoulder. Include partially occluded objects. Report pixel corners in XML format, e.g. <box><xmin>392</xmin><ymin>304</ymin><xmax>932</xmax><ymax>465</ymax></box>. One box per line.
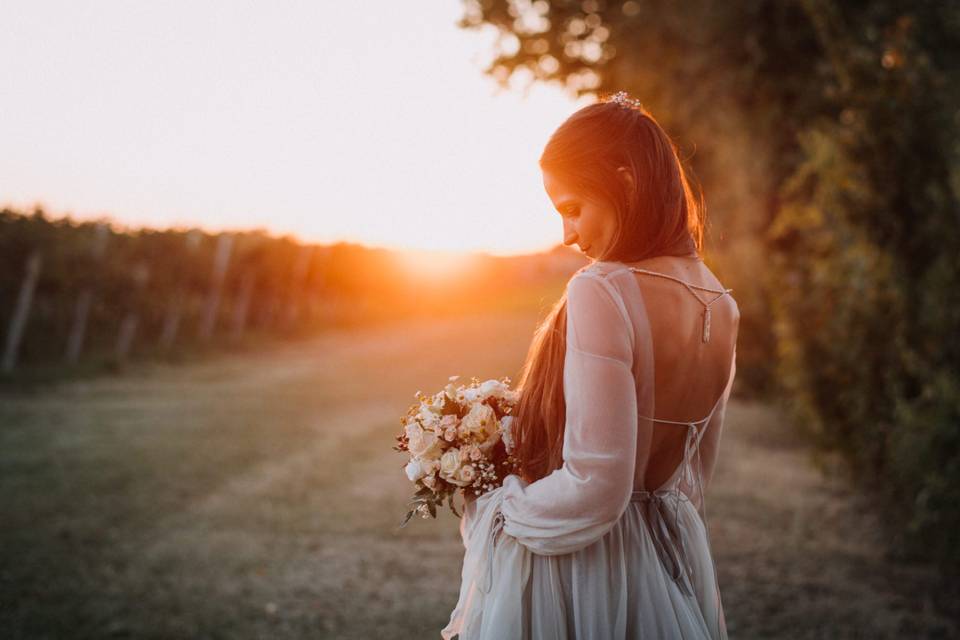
<box><xmin>571</xmin><ymin>260</ymin><xmax>628</xmax><ymax>281</ymax></box>
<box><xmin>565</xmin><ymin>263</ymin><xmax>636</xmax><ymax>328</ymax></box>
<box><xmin>566</xmin><ymin>262</ymin><xmax>628</xmax><ymax>298</ymax></box>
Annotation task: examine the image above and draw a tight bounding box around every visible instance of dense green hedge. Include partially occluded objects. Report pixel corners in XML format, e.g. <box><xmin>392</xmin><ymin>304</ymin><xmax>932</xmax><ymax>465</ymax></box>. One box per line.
<box><xmin>765</xmin><ymin>5</ymin><xmax>960</xmax><ymax>565</ymax></box>
<box><xmin>459</xmin><ymin>0</ymin><xmax>960</xmax><ymax>569</ymax></box>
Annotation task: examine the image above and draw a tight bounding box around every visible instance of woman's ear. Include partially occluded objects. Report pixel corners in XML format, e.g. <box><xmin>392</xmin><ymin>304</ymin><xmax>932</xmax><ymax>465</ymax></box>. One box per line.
<box><xmin>617</xmin><ymin>166</ymin><xmax>635</xmax><ymax>195</ymax></box>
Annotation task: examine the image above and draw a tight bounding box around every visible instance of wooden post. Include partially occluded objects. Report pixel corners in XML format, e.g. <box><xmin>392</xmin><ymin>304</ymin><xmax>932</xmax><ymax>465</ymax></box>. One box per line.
<box><xmin>199</xmin><ymin>234</ymin><xmax>233</xmax><ymax>341</ymax></box>
<box><xmin>64</xmin><ymin>290</ymin><xmax>93</xmax><ymax>364</ymax></box>
<box><xmin>2</xmin><ymin>251</ymin><xmax>42</xmax><ymax>373</ymax></box>
<box><xmin>231</xmin><ymin>270</ymin><xmax>256</xmax><ymax>339</ymax></box>
<box><xmin>159</xmin><ymin>230</ymin><xmax>202</xmax><ymax>352</ymax></box>
<box><xmin>286</xmin><ymin>245</ymin><xmax>314</xmax><ymax>328</ymax></box>
<box><xmin>158</xmin><ymin>295</ymin><xmax>182</xmax><ymax>353</ymax></box>
<box><xmin>65</xmin><ymin>223</ymin><xmax>109</xmax><ymax>364</ymax></box>
<box><xmin>114</xmin><ymin>263</ymin><xmax>150</xmax><ymax>365</ymax></box>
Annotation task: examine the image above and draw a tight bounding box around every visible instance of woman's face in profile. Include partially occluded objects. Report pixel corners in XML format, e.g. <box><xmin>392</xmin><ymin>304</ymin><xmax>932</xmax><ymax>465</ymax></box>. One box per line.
<box><xmin>542</xmin><ymin>168</ymin><xmax>618</xmax><ymax>260</ymax></box>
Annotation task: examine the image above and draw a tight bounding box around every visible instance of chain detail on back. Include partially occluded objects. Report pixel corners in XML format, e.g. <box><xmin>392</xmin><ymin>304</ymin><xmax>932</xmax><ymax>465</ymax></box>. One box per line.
<box><xmin>627</xmin><ymin>267</ymin><xmax>733</xmax><ymax>343</ymax></box>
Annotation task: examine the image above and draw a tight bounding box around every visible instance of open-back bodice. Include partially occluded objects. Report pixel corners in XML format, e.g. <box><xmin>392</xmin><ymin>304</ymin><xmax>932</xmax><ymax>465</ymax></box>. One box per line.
<box><xmin>579</xmin><ymin>260</ymin><xmax>738</xmax><ymax>602</ymax></box>
<box><xmin>581</xmin><ymin>262</ymin><xmax>738</xmax><ymax>495</ymax></box>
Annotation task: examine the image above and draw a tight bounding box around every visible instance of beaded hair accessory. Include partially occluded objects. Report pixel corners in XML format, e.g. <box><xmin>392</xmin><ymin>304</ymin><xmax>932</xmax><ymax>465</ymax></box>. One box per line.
<box><xmin>605</xmin><ymin>90</ymin><xmax>644</xmax><ymax>110</ymax></box>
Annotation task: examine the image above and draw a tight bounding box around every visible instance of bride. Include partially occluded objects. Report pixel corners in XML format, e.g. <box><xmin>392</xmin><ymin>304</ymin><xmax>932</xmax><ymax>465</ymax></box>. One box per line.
<box><xmin>442</xmin><ymin>92</ymin><xmax>739</xmax><ymax>640</ymax></box>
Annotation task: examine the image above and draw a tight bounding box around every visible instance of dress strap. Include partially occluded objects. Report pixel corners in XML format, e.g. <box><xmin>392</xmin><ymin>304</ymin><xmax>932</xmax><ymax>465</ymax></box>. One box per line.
<box><xmin>631</xmin><ymin>489</ymin><xmax>696</xmax><ymax>596</ymax></box>
<box><xmin>626</xmin><ymin>267</ymin><xmax>733</xmax><ymax>343</ymax></box>
<box><xmin>479</xmin><ymin>511</ymin><xmax>506</xmax><ymax>593</ymax></box>
<box><xmin>631</xmin><ymin>419</ymin><xmax>710</xmax><ymax>600</ymax></box>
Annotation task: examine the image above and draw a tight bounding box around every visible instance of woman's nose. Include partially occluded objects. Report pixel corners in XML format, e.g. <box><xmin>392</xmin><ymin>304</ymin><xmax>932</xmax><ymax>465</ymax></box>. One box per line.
<box><xmin>562</xmin><ymin>219</ymin><xmax>578</xmax><ymax>246</ymax></box>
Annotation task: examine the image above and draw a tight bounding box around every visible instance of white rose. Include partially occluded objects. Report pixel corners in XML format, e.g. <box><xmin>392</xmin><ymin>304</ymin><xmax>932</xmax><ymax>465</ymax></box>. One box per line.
<box><xmin>405</xmin><ymin>422</ymin><xmax>423</xmax><ymax>441</ymax></box>
<box><xmin>417</xmin><ymin>405</ymin><xmax>441</xmax><ymax>430</ymax></box>
<box><xmin>462</xmin><ymin>387</ymin><xmax>483</xmax><ymax>403</ymax></box>
<box><xmin>404</xmin><ymin>459</ymin><xmax>427</xmax><ymax>482</ymax></box>
<box><xmin>444</xmin><ymin>375</ymin><xmax>461</xmax><ymax>400</ymax></box>
<box><xmin>478</xmin><ymin>379</ymin><xmax>508</xmax><ymax>400</ymax></box>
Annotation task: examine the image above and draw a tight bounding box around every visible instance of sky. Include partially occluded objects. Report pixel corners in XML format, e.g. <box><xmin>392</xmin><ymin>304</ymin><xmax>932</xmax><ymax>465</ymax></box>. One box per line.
<box><xmin>0</xmin><ymin>2</ymin><xmax>591</xmax><ymax>256</ymax></box>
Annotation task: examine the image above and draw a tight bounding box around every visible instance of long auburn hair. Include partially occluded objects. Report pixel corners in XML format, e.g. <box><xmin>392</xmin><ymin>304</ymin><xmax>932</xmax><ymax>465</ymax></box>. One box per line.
<box><xmin>511</xmin><ymin>98</ymin><xmax>706</xmax><ymax>483</ymax></box>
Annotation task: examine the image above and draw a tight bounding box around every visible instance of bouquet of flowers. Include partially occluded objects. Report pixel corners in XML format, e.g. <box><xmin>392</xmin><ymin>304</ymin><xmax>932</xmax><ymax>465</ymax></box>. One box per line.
<box><xmin>394</xmin><ymin>375</ymin><xmax>520</xmax><ymax>526</ymax></box>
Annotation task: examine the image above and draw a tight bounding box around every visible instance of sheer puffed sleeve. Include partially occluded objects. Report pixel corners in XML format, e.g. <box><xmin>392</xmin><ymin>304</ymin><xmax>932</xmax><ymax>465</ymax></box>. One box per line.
<box><xmin>497</xmin><ymin>270</ymin><xmax>651</xmax><ymax>556</ymax></box>
<box><xmin>442</xmin><ymin>268</ymin><xmax>654</xmax><ymax>639</ymax></box>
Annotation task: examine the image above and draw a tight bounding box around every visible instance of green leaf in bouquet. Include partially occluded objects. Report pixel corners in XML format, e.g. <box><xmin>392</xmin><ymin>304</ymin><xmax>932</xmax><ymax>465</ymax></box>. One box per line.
<box><xmin>448</xmin><ymin>493</ymin><xmax>461</xmax><ymax>518</ymax></box>
<box><xmin>398</xmin><ymin>509</ymin><xmax>416</xmax><ymax>528</ymax></box>
<box><xmin>427</xmin><ymin>499</ymin><xmax>437</xmax><ymax>518</ymax></box>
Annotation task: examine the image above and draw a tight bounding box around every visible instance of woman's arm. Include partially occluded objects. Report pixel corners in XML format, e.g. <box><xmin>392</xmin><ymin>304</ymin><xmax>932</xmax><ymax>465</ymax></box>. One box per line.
<box><xmin>498</xmin><ymin>271</ymin><xmax>654</xmax><ymax>556</ymax></box>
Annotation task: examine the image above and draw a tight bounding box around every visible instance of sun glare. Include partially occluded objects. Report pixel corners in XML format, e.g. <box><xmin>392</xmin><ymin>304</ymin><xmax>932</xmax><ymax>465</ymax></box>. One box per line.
<box><xmin>0</xmin><ymin>3</ymin><xmax>588</xmax><ymax>256</ymax></box>
<box><xmin>393</xmin><ymin>248</ymin><xmax>479</xmax><ymax>283</ymax></box>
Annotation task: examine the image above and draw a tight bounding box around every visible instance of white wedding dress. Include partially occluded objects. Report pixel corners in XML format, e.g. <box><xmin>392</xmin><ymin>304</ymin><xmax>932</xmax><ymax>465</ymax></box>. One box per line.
<box><xmin>442</xmin><ymin>259</ymin><xmax>738</xmax><ymax>640</ymax></box>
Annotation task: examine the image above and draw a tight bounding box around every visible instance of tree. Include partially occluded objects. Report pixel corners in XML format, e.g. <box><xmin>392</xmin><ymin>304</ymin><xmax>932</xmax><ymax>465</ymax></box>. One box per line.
<box><xmin>458</xmin><ymin>0</ymin><xmax>960</xmax><ymax>573</ymax></box>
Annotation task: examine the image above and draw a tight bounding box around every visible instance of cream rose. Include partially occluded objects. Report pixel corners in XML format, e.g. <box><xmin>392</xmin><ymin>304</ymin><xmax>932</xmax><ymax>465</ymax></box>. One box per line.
<box><xmin>440</xmin><ymin>448</ymin><xmax>461</xmax><ymax>476</ymax></box>
<box><xmin>440</xmin><ymin>448</ymin><xmax>472</xmax><ymax>486</ymax></box>
<box><xmin>476</xmin><ymin>420</ymin><xmax>502</xmax><ymax>454</ymax></box>
<box><xmin>461</xmin><ymin>402</ymin><xmax>496</xmax><ymax>436</ymax></box>
<box><xmin>457</xmin><ymin>464</ymin><xmax>477</xmax><ymax>484</ymax></box>
<box><xmin>408</xmin><ymin>427</ymin><xmax>443</xmax><ymax>460</ymax></box>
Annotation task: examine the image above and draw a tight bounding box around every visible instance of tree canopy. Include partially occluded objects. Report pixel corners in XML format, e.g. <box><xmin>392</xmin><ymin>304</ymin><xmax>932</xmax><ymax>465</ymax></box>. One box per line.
<box><xmin>458</xmin><ymin>0</ymin><xmax>960</xmax><ymax>574</ymax></box>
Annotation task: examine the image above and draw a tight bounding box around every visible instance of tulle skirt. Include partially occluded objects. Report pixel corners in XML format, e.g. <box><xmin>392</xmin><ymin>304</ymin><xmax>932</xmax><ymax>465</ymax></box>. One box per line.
<box><xmin>443</xmin><ymin>489</ymin><xmax>728</xmax><ymax>640</ymax></box>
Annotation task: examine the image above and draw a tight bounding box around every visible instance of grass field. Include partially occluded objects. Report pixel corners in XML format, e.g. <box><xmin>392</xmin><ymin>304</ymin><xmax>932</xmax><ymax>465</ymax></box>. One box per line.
<box><xmin>0</xmin><ymin>308</ymin><xmax>955</xmax><ymax>639</ymax></box>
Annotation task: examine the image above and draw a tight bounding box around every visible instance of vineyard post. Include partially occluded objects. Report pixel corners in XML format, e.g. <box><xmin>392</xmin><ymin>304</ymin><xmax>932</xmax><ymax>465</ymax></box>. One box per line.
<box><xmin>286</xmin><ymin>244</ymin><xmax>314</xmax><ymax>328</ymax></box>
<box><xmin>199</xmin><ymin>233</ymin><xmax>233</xmax><ymax>341</ymax></box>
<box><xmin>159</xmin><ymin>230</ymin><xmax>202</xmax><ymax>353</ymax></box>
<box><xmin>231</xmin><ymin>269</ymin><xmax>255</xmax><ymax>339</ymax></box>
<box><xmin>65</xmin><ymin>223</ymin><xmax>109</xmax><ymax>364</ymax></box>
<box><xmin>310</xmin><ymin>246</ymin><xmax>331</xmax><ymax>325</ymax></box>
<box><xmin>2</xmin><ymin>251</ymin><xmax>42</xmax><ymax>373</ymax></box>
<box><xmin>114</xmin><ymin>263</ymin><xmax>150</xmax><ymax>364</ymax></box>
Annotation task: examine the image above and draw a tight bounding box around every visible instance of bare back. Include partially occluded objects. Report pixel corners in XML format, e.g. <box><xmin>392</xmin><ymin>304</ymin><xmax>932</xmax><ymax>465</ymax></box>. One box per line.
<box><xmin>581</xmin><ymin>257</ymin><xmax>740</xmax><ymax>494</ymax></box>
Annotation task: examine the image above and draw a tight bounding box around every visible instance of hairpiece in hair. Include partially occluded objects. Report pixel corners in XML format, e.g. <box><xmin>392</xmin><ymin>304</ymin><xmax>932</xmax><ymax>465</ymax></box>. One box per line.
<box><xmin>606</xmin><ymin>90</ymin><xmax>643</xmax><ymax>110</ymax></box>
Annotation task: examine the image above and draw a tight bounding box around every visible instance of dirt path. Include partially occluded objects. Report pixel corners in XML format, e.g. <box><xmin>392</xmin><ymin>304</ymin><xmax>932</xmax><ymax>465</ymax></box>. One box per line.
<box><xmin>0</xmin><ymin>311</ymin><xmax>954</xmax><ymax>639</ymax></box>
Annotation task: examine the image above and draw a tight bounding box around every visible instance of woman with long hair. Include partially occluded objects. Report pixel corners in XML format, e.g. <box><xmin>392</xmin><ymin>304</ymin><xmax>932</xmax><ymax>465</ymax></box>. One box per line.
<box><xmin>443</xmin><ymin>92</ymin><xmax>739</xmax><ymax>640</ymax></box>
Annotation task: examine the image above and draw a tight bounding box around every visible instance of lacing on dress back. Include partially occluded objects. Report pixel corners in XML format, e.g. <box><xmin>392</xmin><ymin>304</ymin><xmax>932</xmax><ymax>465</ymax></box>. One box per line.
<box><xmin>618</xmin><ymin>264</ymin><xmax>735</xmax><ymax>617</ymax></box>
